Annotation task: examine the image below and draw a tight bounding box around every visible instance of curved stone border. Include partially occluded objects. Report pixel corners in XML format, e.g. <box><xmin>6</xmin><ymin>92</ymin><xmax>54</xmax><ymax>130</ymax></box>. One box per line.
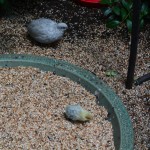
<box><xmin>0</xmin><ymin>54</ymin><xmax>134</xmax><ymax>150</ymax></box>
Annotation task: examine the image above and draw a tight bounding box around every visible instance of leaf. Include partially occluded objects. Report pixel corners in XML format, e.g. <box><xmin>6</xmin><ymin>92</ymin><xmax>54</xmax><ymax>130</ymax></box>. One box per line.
<box><xmin>101</xmin><ymin>0</ymin><xmax>112</xmax><ymax>5</ymax></box>
<box><xmin>140</xmin><ymin>2</ymin><xmax>149</xmax><ymax>17</ymax></box>
<box><xmin>126</xmin><ymin>19</ymin><xmax>132</xmax><ymax>32</ymax></box>
<box><xmin>112</xmin><ymin>0</ymin><xmax>119</xmax><ymax>2</ymax></box>
<box><xmin>121</xmin><ymin>8</ymin><xmax>128</xmax><ymax>20</ymax></box>
<box><xmin>140</xmin><ymin>19</ymin><xmax>144</xmax><ymax>28</ymax></box>
<box><xmin>128</xmin><ymin>12</ymin><xmax>132</xmax><ymax>20</ymax></box>
<box><xmin>104</xmin><ymin>8</ymin><xmax>112</xmax><ymax>16</ymax></box>
<box><xmin>145</xmin><ymin>9</ymin><xmax>150</xmax><ymax>20</ymax></box>
<box><xmin>141</xmin><ymin>2</ymin><xmax>148</xmax><ymax>13</ymax></box>
<box><xmin>0</xmin><ymin>0</ymin><xmax>12</xmax><ymax>16</ymax></box>
<box><xmin>0</xmin><ymin>0</ymin><xmax>4</xmax><ymax>4</ymax></box>
<box><xmin>106</xmin><ymin>20</ymin><xmax>120</xmax><ymax>28</ymax></box>
<box><xmin>121</xmin><ymin>0</ymin><xmax>132</xmax><ymax>11</ymax></box>
<box><xmin>105</xmin><ymin>70</ymin><xmax>118</xmax><ymax>77</ymax></box>
<box><xmin>112</xmin><ymin>6</ymin><xmax>121</xmax><ymax>16</ymax></box>
<box><xmin>108</xmin><ymin>14</ymin><xmax>115</xmax><ymax>21</ymax></box>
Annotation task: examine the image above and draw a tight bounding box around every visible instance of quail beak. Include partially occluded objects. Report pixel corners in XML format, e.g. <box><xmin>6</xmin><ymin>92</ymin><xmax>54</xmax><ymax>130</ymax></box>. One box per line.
<box><xmin>85</xmin><ymin>113</ymin><xmax>93</xmax><ymax>121</ymax></box>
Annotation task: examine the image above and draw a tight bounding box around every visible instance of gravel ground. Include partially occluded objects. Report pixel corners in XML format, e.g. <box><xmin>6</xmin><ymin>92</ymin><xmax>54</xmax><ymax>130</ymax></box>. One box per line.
<box><xmin>0</xmin><ymin>67</ymin><xmax>114</xmax><ymax>149</ymax></box>
<box><xmin>0</xmin><ymin>0</ymin><xmax>150</xmax><ymax>149</ymax></box>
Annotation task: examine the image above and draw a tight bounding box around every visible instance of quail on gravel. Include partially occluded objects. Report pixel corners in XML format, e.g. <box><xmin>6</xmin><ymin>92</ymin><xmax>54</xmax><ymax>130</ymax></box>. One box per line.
<box><xmin>65</xmin><ymin>104</ymin><xmax>93</xmax><ymax>122</ymax></box>
<box><xmin>27</xmin><ymin>18</ymin><xmax>68</xmax><ymax>44</ymax></box>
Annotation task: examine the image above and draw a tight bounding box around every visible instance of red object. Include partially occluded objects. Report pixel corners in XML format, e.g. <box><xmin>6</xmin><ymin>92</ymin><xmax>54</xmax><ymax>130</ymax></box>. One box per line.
<box><xmin>75</xmin><ymin>0</ymin><xmax>103</xmax><ymax>8</ymax></box>
<box><xmin>80</xmin><ymin>0</ymin><xmax>101</xmax><ymax>4</ymax></box>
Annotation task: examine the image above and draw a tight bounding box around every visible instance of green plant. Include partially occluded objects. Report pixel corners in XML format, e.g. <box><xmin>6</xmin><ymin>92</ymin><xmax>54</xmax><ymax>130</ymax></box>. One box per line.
<box><xmin>0</xmin><ymin>0</ymin><xmax>12</xmax><ymax>17</ymax></box>
<box><xmin>101</xmin><ymin>0</ymin><xmax>150</xmax><ymax>32</ymax></box>
<box><xmin>0</xmin><ymin>0</ymin><xmax>8</xmax><ymax>7</ymax></box>
<box><xmin>105</xmin><ymin>70</ymin><xmax>118</xmax><ymax>77</ymax></box>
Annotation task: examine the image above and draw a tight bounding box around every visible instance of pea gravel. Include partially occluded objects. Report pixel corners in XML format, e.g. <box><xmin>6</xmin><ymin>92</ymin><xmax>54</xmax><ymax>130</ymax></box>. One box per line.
<box><xmin>0</xmin><ymin>0</ymin><xmax>150</xmax><ymax>149</ymax></box>
<box><xmin>0</xmin><ymin>67</ymin><xmax>114</xmax><ymax>149</ymax></box>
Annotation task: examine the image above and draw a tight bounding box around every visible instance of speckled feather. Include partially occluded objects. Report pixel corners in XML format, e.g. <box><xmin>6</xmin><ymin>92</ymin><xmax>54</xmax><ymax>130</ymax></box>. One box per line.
<box><xmin>27</xmin><ymin>18</ymin><xmax>68</xmax><ymax>44</ymax></box>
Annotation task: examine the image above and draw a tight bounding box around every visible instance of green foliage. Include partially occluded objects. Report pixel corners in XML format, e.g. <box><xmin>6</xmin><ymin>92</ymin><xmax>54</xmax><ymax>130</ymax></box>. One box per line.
<box><xmin>105</xmin><ymin>70</ymin><xmax>118</xmax><ymax>77</ymax></box>
<box><xmin>0</xmin><ymin>0</ymin><xmax>5</xmax><ymax>4</ymax></box>
<box><xmin>101</xmin><ymin>0</ymin><xmax>150</xmax><ymax>32</ymax></box>
<box><xmin>0</xmin><ymin>0</ymin><xmax>12</xmax><ymax>17</ymax></box>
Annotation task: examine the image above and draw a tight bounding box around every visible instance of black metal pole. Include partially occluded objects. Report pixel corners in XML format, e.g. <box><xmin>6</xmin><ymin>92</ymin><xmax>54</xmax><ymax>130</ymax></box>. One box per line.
<box><xmin>125</xmin><ymin>0</ymin><xmax>141</xmax><ymax>89</ymax></box>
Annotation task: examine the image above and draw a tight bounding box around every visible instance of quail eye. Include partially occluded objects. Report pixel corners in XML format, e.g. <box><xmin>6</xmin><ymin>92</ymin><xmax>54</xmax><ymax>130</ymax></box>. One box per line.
<box><xmin>60</xmin><ymin>26</ymin><xmax>68</xmax><ymax>30</ymax></box>
<box><xmin>60</xmin><ymin>26</ymin><xmax>66</xmax><ymax>29</ymax></box>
